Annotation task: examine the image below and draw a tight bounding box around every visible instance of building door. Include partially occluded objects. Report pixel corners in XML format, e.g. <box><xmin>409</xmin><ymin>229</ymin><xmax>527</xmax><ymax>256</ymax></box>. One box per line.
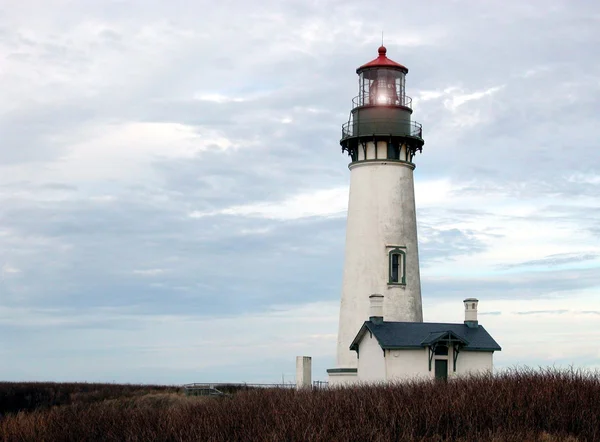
<box><xmin>434</xmin><ymin>359</ymin><xmax>448</xmax><ymax>381</ymax></box>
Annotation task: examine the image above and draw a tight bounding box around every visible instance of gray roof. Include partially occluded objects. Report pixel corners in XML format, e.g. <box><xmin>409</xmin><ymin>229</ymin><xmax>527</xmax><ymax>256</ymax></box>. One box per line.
<box><xmin>350</xmin><ymin>321</ymin><xmax>501</xmax><ymax>352</ymax></box>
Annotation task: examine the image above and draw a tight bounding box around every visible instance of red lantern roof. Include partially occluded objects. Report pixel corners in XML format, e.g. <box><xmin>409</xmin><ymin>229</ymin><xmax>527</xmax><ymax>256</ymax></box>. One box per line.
<box><xmin>357</xmin><ymin>46</ymin><xmax>408</xmax><ymax>73</ymax></box>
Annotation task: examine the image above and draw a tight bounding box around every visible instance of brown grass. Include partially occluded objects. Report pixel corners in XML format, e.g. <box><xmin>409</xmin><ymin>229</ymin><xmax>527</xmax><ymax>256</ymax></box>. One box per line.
<box><xmin>0</xmin><ymin>367</ymin><xmax>598</xmax><ymax>441</ymax></box>
<box><xmin>0</xmin><ymin>381</ymin><xmax>180</xmax><ymax>414</ymax></box>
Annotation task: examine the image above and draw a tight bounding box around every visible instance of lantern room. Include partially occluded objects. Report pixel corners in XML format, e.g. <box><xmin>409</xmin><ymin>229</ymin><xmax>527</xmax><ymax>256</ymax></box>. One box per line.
<box><xmin>356</xmin><ymin>46</ymin><xmax>409</xmax><ymax>107</ymax></box>
<box><xmin>341</xmin><ymin>46</ymin><xmax>424</xmax><ymax>163</ymax></box>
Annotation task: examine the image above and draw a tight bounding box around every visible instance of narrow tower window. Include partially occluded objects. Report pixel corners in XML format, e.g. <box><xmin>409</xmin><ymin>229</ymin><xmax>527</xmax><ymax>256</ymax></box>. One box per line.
<box><xmin>389</xmin><ymin>248</ymin><xmax>406</xmax><ymax>285</ymax></box>
<box><xmin>387</xmin><ymin>141</ymin><xmax>399</xmax><ymax>160</ymax></box>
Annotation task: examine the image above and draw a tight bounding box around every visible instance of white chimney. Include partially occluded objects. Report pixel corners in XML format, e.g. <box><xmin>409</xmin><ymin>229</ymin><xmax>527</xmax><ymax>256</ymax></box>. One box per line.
<box><xmin>369</xmin><ymin>294</ymin><xmax>384</xmax><ymax>324</ymax></box>
<box><xmin>463</xmin><ymin>298</ymin><xmax>479</xmax><ymax>328</ymax></box>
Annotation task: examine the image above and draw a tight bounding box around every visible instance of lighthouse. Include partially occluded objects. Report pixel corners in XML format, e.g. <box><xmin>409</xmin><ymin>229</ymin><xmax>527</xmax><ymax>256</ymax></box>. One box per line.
<box><xmin>328</xmin><ymin>46</ymin><xmax>425</xmax><ymax>384</ymax></box>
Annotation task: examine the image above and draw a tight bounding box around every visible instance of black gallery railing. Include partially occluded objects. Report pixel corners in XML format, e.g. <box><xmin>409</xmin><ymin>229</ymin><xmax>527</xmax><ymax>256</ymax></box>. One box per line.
<box><xmin>342</xmin><ymin>118</ymin><xmax>423</xmax><ymax>140</ymax></box>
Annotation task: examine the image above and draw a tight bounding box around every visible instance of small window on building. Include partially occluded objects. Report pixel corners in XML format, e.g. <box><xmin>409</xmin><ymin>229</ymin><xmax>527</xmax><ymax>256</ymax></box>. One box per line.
<box><xmin>472</xmin><ymin>303</ymin><xmax>475</xmax><ymax>309</ymax></box>
<box><xmin>389</xmin><ymin>248</ymin><xmax>406</xmax><ymax>285</ymax></box>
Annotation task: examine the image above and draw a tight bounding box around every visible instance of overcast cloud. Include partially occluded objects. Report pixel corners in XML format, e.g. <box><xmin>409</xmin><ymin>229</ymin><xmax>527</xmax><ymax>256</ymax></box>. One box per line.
<box><xmin>1</xmin><ymin>0</ymin><xmax>600</xmax><ymax>383</ymax></box>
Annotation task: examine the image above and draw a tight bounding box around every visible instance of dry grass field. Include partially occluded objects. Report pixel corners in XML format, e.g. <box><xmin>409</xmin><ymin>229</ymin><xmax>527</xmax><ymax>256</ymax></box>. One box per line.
<box><xmin>1</xmin><ymin>368</ymin><xmax>598</xmax><ymax>441</ymax></box>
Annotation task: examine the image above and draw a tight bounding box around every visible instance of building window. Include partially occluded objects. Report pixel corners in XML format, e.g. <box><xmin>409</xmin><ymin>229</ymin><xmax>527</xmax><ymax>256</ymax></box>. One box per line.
<box><xmin>389</xmin><ymin>248</ymin><xmax>406</xmax><ymax>285</ymax></box>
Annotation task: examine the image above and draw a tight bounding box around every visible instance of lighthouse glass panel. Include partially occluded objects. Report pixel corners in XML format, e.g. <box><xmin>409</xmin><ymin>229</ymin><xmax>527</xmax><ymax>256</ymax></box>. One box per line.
<box><xmin>358</xmin><ymin>69</ymin><xmax>406</xmax><ymax>107</ymax></box>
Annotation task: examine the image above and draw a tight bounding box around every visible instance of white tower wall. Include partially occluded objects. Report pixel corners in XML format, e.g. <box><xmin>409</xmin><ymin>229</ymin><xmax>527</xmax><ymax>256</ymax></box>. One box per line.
<box><xmin>336</xmin><ymin>141</ymin><xmax>423</xmax><ymax>370</ymax></box>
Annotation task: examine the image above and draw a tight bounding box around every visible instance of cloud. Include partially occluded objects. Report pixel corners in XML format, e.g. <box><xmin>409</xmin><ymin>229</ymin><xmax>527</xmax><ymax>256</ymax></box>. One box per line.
<box><xmin>514</xmin><ymin>310</ymin><xmax>569</xmax><ymax>316</ymax></box>
<box><xmin>0</xmin><ymin>300</ymin><xmax>339</xmax><ymax>383</ymax></box>
<box><xmin>419</xmin><ymin>225</ymin><xmax>491</xmax><ymax>265</ymax></box>
<box><xmin>1</xmin><ymin>0</ymin><xmax>600</xmax><ymax>383</ymax></box>
<box><xmin>414</xmin><ymin>85</ymin><xmax>504</xmax><ymax>113</ymax></box>
<box><xmin>423</xmin><ymin>267</ymin><xmax>600</xmax><ymax>301</ymax></box>
<box><xmin>502</xmin><ymin>253</ymin><xmax>600</xmax><ymax>269</ymax></box>
<box><xmin>194</xmin><ymin>93</ymin><xmax>248</xmax><ymax>104</ymax></box>
<box><xmin>189</xmin><ymin>187</ymin><xmax>348</xmax><ymax>221</ymax></box>
<box><xmin>133</xmin><ymin>269</ymin><xmax>167</xmax><ymax>276</ymax></box>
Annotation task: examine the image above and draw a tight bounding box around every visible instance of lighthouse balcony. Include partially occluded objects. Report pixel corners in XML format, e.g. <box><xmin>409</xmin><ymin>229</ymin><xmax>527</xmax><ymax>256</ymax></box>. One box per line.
<box><xmin>341</xmin><ymin>119</ymin><xmax>423</xmax><ymax>141</ymax></box>
<box><xmin>352</xmin><ymin>94</ymin><xmax>413</xmax><ymax>109</ymax></box>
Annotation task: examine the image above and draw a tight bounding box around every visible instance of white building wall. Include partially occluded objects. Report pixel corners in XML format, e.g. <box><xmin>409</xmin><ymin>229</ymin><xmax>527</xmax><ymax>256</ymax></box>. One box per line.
<box><xmin>350</xmin><ymin>339</ymin><xmax>495</xmax><ymax>383</ymax></box>
<box><xmin>357</xmin><ymin>332</ymin><xmax>386</xmax><ymax>382</ymax></box>
<box><xmin>455</xmin><ymin>351</ymin><xmax>493</xmax><ymax>376</ymax></box>
<box><xmin>335</xmin><ymin>152</ymin><xmax>423</xmax><ymax>370</ymax></box>
<box><xmin>385</xmin><ymin>349</ymin><xmax>430</xmax><ymax>382</ymax></box>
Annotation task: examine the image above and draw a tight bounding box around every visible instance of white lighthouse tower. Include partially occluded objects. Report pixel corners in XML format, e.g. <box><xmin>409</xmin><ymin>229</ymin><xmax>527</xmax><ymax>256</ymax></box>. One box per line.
<box><xmin>328</xmin><ymin>46</ymin><xmax>425</xmax><ymax>384</ymax></box>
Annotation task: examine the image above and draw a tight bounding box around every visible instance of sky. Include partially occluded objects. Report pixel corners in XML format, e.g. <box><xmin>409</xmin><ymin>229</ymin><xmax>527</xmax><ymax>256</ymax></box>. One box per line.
<box><xmin>1</xmin><ymin>0</ymin><xmax>600</xmax><ymax>384</ymax></box>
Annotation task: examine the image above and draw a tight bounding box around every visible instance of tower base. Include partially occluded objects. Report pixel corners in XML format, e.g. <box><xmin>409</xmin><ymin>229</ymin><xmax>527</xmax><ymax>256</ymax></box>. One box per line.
<box><xmin>326</xmin><ymin>368</ymin><xmax>358</xmax><ymax>386</ymax></box>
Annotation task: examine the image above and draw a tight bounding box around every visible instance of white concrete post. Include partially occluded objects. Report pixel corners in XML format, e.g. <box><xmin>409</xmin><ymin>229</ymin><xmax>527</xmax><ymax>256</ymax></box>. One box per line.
<box><xmin>296</xmin><ymin>356</ymin><xmax>312</xmax><ymax>389</ymax></box>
